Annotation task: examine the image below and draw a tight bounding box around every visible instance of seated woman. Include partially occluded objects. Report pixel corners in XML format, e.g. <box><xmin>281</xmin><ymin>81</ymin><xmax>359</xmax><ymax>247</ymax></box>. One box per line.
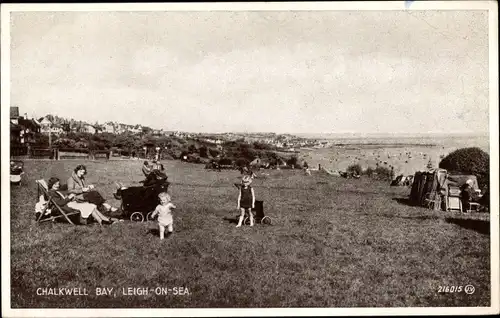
<box><xmin>114</xmin><ymin>169</ymin><xmax>168</xmax><ymax>199</ymax></box>
<box><xmin>116</xmin><ymin>161</ymin><xmax>167</xmax><ymax>189</ymax></box>
<box><xmin>142</xmin><ymin>161</ymin><xmax>153</xmax><ymax>178</ymax></box>
<box><xmin>477</xmin><ymin>187</ymin><xmax>489</xmax><ymax>211</ymax></box>
<box><xmin>47</xmin><ymin>177</ymin><xmax>117</xmax><ymax>225</ymax></box>
<box><xmin>67</xmin><ymin>164</ymin><xmax>118</xmax><ymax>212</ymax></box>
<box><xmin>460</xmin><ymin>179</ymin><xmax>480</xmax><ymax>212</ymax></box>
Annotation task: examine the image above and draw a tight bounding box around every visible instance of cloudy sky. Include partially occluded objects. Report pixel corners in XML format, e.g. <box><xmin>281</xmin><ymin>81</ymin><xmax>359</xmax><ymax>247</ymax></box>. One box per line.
<box><xmin>9</xmin><ymin>8</ymin><xmax>489</xmax><ymax>134</ymax></box>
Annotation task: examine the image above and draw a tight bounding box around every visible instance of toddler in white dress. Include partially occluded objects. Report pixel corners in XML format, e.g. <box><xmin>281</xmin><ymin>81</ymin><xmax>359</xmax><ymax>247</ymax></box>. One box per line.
<box><xmin>151</xmin><ymin>192</ymin><xmax>176</xmax><ymax>240</ymax></box>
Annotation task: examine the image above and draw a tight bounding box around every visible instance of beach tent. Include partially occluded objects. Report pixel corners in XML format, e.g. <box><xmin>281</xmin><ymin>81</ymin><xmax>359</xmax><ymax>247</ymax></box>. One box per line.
<box><xmin>250</xmin><ymin>158</ymin><xmax>262</xmax><ymax>167</ymax></box>
<box><xmin>409</xmin><ymin>169</ymin><xmax>479</xmax><ymax>211</ymax></box>
<box><xmin>409</xmin><ymin>169</ymin><xmax>447</xmax><ymax>209</ymax></box>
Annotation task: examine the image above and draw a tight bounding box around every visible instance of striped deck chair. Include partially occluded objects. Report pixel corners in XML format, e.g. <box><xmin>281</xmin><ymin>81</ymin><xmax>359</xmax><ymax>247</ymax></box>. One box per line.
<box><xmin>35</xmin><ymin>179</ymin><xmax>79</xmax><ymax>225</ymax></box>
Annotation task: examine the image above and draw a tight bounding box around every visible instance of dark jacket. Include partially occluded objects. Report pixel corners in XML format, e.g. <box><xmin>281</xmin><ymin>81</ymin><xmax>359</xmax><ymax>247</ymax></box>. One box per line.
<box><xmin>47</xmin><ymin>189</ymin><xmax>73</xmax><ymax>207</ymax></box>
<box><xmin>460</xmin><ymin>184</ymin><xmax>478</xmax><ymax>203</ymax></box>
<box><xmin>142</xmin><ymin>165</ymin><xmax>153</xmax><ymax>177</ymax></box>
<box><xmin>47</xmin><ymin>189</ymin><xmax>80</xmax><ymax>215</ymax></box>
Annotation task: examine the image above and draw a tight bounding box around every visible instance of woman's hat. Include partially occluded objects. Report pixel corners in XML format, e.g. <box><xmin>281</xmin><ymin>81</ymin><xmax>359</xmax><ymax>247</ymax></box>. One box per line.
<box><xmin>242</xmin><ymin>175</ymin><xmax>252</xmax><ymax>185</ymax></box>
<box><xmin>466</xmin><ymin>179</ymin><xmax>474</xmax><ymax>186</ymax></box>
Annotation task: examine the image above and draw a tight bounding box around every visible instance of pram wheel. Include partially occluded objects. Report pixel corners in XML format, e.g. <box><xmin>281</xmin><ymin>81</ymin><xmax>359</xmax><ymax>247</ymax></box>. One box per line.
<box><xmin>146</xmin><ymin>212</ymin><xmax>155</xmax><ymax>222</ymax></box>
<box><xmin>243</xmin><ymin>217</ymin><xmax>250</xmax><ymax>225</ymax></box>
<box><xmin>130</xmin><ymin>212</ymin><xmax>144</xmax><ymax>222</ymax></box>
<box><xmin>261</xmin><ymin>216</ymin><xmax>272</xmax><ymax>225</ymax></box>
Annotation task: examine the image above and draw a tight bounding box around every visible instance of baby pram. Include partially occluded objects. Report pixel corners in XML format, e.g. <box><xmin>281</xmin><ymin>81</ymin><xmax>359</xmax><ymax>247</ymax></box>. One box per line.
<box><xmin>115</xmin><ymin>170</ymin><xmax>170</xmax><ymax>222</ymax></box>
<box><xmin>243</xmin><ymin>200</ymin><xmax>273</xmax><ymax>225</ymax></box>
<box><xmin>10</xmin><ymin>160</ymin><xmax>24</xmax><ymax>185</ymax></box>
<box><xmin>233</xmin><ymin>183</ymin><xmax>273</xmax><ymax>225</ymax></box>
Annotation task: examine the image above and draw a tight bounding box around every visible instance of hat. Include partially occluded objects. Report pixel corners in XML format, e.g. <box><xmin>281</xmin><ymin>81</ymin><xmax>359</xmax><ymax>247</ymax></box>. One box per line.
<box><xmin>242</xmin><ymin>175</ymin><xmax>252</xmax><ymax>185</ymax></box>
<box><xmin>466</xmin><ymin>179</ymin><xmax>474</xmax><ymax>186</ymax></box>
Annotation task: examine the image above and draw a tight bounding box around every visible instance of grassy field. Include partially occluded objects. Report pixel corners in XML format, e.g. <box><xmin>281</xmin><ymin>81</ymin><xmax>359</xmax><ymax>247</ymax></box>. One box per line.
<box><xmin>10</xmin><ymin>159</ymin><xmax>490</xmax><ymax>308</ymax></box>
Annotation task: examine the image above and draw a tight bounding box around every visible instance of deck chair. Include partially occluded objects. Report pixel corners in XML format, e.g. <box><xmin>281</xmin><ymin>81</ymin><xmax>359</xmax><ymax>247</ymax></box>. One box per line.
<box><xmin>424</xmin><ymin>192</ymin><xmax>442</xmax><ymax>210</ymax></box>
<box><xmin>446</xmin><ymin>185</ymin><xmax>462</xmax><ymax>212</ymax></box>
<box><xmin>36</xmin><ymin>179</ymin><xmax>79</xmax><ymax>225</ymax></box>
<box><xmin>466</xmin><ymin>202</ymin><xmax>481</xmax><ymax>213</ymax></box>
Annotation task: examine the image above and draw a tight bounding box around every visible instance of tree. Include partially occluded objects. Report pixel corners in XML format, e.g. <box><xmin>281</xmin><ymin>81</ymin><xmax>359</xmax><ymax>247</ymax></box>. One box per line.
<box><xmin>347</xmin><ymin>163</ymin><xmax>362</xmax><ymax>176</ymax></box>
<box><xmin>240</xmin><ymin>147</ymin><xmax>256</xmax><ymax>161</ymax></box>
<box><xmin>287</xmin><ymin>155</ymin><xmax>298</xmax><ymax>167</ymax></box>
<box><xmin>439</xmin><ymin>147</ymin><xmax>489</xmax><ymax>188</ymax></box>
<box><xmin>209</xmin><ymin>148</ymin><xmax>220</xmax><ymax>158</ymax></box>
<box><xmin>219</xmin><ymin>158</ymin><xmax>233</xmax><ymax>166</ymax></box>
<box><xmin>62</xmin><ymin>123</ymin><xmax>71</xmax><ymax>133</ymax></box>
<box><xmin>253</xmin><ymin>141</ymin><xmax>273</xmax><ymax>150</ymax></box>
<box><xmin>142</xmin><ymin>126</ymin><xmax>152</xmax><ymax>135</ymax></box>
<box><xmin>235</xmin><ymin>157</ymin><xmax>250</xmax><ymax>168</ymax></box>
<box><xmin>188</xmin><ymin>144</ymin><xmax>198</xmax><ymax>154</ymax></box>
<box><xmin>199</xmin><ymin>146</ymin><xmax>208</xmax><ymax>158</ymax></box>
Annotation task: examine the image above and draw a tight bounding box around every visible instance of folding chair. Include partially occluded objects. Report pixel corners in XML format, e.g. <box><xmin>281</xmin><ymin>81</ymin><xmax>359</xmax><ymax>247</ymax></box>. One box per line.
<box><xmin>446</xmin><ymin>185</ymin><xmax>462</xmax><ymax>212</ymax></box>
<box><xmin>35</xmin><ymin>179</ymin><xmax>79</xmax><ymax>225</ymax></box>
<box><xmin>466</xmin><ymin>202</ymin><xmax>481</xmax><ymax>213</ymax></box>
<box><xmin>424</xmin><ymin>192</ymin><xmax>442</xmax><ymax>210</ymax></box>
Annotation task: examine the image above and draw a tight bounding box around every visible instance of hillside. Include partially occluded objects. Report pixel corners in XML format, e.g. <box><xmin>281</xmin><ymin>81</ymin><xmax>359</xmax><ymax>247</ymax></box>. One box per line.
<box><xmin>10</xmin><ymin>160</ymin><xmax>490</xmax><ymax>308</ymax></box>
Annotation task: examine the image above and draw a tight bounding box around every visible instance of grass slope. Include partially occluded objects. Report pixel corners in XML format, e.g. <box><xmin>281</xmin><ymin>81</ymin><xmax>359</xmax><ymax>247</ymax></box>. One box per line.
<box><xmin>10</xmin><ymin>160</ymin><xmax>490</xmax><ymax>308</ymax></box>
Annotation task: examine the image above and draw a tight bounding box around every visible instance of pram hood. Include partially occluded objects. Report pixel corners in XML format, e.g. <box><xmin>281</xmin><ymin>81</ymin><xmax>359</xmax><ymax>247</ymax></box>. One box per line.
<box><xmin>120</xmin><ymin>180</ymin><xmax>170</xmax><ymax>213</ymax></box>
<box><xmin>10</xmin><ymin>160</ymin><xmax>24</xmax><ymax>175</ymax></box>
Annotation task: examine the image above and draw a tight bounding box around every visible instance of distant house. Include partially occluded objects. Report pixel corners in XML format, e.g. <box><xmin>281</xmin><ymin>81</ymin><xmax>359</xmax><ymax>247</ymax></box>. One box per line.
<box><xmin>128</xmin><ymin>125</ymin><xmax>142</xmax><ymax>134</ymax></box>
<box><xmin>51</xmin><ymin>125</ymin><xmax>64</xmax><ymax>135</ymax></box>
<box><xmin>10</xmin><ymin>107</ymin><xmax>20</xmax><ymax>125</ymax></box>
<box><xmin>202</xmin><ymin>138</ymin><xmax>223</xmax><ymax>145</ymax></box>
<box><xmin>39</xmin><ymin>117</ymin><xmax>52</xmax><ymax>134</ymax></box>
<box><xmin>82</xmin><ymin>124</ymin><xmax>96</xmax><ymax>134</ymax></box>
<box><xmin>151</xmin><ymin>129</ymin><xmax>164</xmax><ymax>136</ymax></box>
<box><xmin>103</xmin><ymin>122</ymin><xmax>115</xmax><ymax>134</ymax></box>
<box><xmin>115</xmin><ymin>124</ymin><xmax>126</xmax><ymax>134</ymax></box>
<box><xmin>10</xmin><ymin>107</ymin><xmax>41</xmax><ymax>147</ymax></box>
<box><xmin>10</xmin><ymin>122</ymin><xmax>22</xmax><ymax>145</ymax></box>
<box><xmin>38</xmin><ymin>118</ymin><xmax>65</xmax><ymax>135</ymax></box>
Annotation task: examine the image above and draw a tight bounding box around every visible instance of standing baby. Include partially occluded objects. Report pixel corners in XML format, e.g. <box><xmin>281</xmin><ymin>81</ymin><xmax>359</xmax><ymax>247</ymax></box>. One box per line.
<box><xmin>151</xmin><ymin>192</ymin><xmax>176</xmax><ymax>240</ymax></box>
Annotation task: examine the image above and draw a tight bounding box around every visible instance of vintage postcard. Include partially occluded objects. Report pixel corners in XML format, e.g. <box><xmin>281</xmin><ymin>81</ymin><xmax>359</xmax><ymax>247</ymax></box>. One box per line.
<box><xmin>1</xmin><ymin>1</ymin><xmax>498</xmax><ymax>317</ymax></box>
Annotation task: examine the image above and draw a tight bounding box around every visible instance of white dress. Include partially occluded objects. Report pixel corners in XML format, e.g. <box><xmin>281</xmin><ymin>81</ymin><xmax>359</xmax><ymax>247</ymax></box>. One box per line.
<box><xmin>155</xmin><ymin>203</ymin><xmax>174</xmax><ymax>226</ymax></box>
<box><xmin>53</xmin><ymin>191</ymin><xmax>96</xmax><ymax>218</ymax></box>
<box><xmin>67</xmin><ymin>201</ymin><xmax>96</xmax><ymax>218</ymax></box>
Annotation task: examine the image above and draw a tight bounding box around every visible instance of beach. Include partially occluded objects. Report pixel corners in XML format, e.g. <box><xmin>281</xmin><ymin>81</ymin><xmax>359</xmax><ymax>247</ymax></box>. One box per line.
<box><xmin>298</xmin><ymin>134</ymin><xmax>489</xmax><ymax>176</ymax></box>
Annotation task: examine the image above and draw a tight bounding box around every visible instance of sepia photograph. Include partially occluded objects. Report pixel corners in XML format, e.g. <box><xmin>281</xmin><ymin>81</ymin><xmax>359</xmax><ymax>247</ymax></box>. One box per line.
<box><xmin>1</xmin><ymin>1</ymin><xmax>498</xmax><ymax>317</ymax></box>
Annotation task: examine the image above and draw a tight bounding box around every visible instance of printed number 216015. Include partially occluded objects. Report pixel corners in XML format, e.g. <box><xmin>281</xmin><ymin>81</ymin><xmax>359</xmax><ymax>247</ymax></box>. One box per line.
<box><xmin>438</xmin><ymin>285</ymin><xmax>463</xmax><ymax>293</ymax></box>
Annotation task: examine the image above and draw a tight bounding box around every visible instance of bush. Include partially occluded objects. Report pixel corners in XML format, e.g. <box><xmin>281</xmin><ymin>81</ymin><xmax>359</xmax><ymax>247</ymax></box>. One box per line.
<box><xmin>364</xmin><ymin>167</ymin><xmax>374</xmax><ymax>177</ymax></box>
<box><xmin>287</xmin><ymin>155</ymin><xmax>299</xmax><ymax>167</ymax></box>
<box><xmin>188</xmin><ymin>144</ymin><xmax>198</xmax><ymax>154</ymax></box>
<box><xmin>180</xmin><ymin>151</ymin><xmax>190</xmax><ymax>160</ymax></box>
<box><xmin>253</xmin><ymin>142</ymin><xmax>273</xmax><ymax>150</ymax></box>
<box><xmin>374</xmin><ymin>166</ymin><xmax>392</xmax><ymax>180</ymax></box>
<box><xmin>199</xmin><ymin>146</ymin><xmax>208</xmax><ymax>158</ymax></box>
<box><xmin>439</xmin><ymin>147</ymin><xmax>489</xmax><ymax>188</ymax></box>
<box><xmin>218</xmin><ymin>158</ymin><xmax>233</xmax><ymax>166</ymax></box>
<box><xmin>208</xmin><ymin>148</ymin><xmax>220</xmax><ymax>158</ymax></box>
<box><xmin>235</xmin><ymin>158</ymin><xmax>250</xmax><ymax>168</ymax></box>
<box><xmin>347</xmin><ymin>163</ymin><xmax>362</xmax><ymax>176</ymax></box>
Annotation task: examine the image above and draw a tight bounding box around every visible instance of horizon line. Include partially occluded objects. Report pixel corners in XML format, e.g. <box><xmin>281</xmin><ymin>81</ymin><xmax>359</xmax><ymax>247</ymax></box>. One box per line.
<box><xmin>13</xmin><ymin>109</ymin><xmax>489</xmax><ymax>137</ymax></box>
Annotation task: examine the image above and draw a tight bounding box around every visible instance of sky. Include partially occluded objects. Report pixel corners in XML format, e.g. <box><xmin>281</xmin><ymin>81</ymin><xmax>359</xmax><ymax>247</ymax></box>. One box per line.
<box><xmin>9</xmin><ymin>8</ymin><xmax>490</xmax><ymax>134</ymax></box>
